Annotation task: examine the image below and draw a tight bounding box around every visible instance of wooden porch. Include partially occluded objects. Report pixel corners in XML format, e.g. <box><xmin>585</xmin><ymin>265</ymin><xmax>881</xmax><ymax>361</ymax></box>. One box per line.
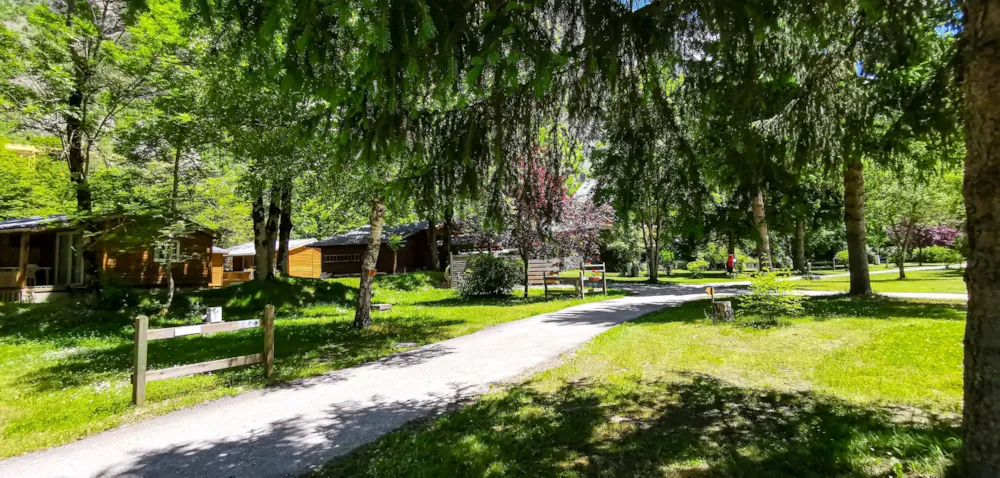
<box><xmin>1</xmin><ymin>230</ymin><xmax>83</xmax><ymax>303</ymax></box>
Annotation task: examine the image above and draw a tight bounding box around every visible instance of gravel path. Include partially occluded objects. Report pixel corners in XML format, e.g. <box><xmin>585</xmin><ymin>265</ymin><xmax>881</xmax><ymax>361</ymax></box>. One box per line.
<box><xmin>0</xmin><ymin>287</ymin><xmax>731</xmax><ymax>478</ymax></box>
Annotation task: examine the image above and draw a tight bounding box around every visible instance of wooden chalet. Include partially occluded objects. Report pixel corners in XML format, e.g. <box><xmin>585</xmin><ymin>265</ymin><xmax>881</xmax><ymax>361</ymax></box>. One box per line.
<box><xmin>0</xmin><ymin>215</ymin><xmax>215</xmax><ymax>303</ymax></box>
<box><xmin>308</xmin><ymin>222</ymin><xmax>435</xmax><ymax>276</ymax></box>
<box><xmin>209</xmin><ymin>238</ymin><xmax>321</xmax><ymax>287</ymax></box>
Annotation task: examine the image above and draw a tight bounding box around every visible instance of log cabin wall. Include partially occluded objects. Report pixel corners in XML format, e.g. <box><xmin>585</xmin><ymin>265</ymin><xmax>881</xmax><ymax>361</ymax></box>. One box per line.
<box><xmin>99</xmin><ymin>231</ymin><xmax>213</xmax><ymax>287</ymax></box>
<box><xmin>287</xmin><ymin>247</ymin><xmax>322</xmax><ymax>278</ymax></box>
<box><xmin>318</xmin><ymin>235</ymin><xmax>429</xmax><ymax>276</ymax></box>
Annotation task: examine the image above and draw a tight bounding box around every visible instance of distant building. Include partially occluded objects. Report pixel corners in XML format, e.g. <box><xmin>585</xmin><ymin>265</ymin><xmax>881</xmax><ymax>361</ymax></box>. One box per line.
<box><xmin>308</xmin><ymin>222</ymin><xmax>434</xmax><ymax>276</ymax></box>
<box><xmin>209</xmin><ymin>238</ymin><xmax>321</xmax><ymax>287</ymax></box>
<box><xmin>0</xmin><ymin>214</ymin><xmax>215</xmax><ymax>303</ymax></box>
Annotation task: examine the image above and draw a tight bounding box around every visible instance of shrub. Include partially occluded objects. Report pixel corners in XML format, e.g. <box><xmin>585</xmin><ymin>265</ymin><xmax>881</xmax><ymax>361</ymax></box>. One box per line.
<box><xmin>919</xmin><ymin>246</ymin><xmax>964</xmax><ymax>265</ymax></box>
<box><xmin>737</xmin><ymin>271</ymin><xmax>803</xmax><ymax>328</ymax></box>
<box><xmin>458</xmin><ymin>255</ymin><xmax>522</xmax><ymax>297</ymax></box>
<box><xmin>95</xmin><ymin>276</ymin><xmax>135</xmax><ymax>310</ymax></box>
<box><xmin>834</xmin><ymin>249</ymin><xmax>850</xmax><ymax>265</ymax></box>
<box><xmin>686</xmin><ymin>259</ymin><xmax>709</xmax><ymax>278</ymax></box>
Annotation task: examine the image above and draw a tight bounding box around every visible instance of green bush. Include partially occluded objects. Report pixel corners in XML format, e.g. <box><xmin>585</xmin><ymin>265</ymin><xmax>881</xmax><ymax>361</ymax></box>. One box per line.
<box><xmin>458</xmin><ymin>255</ymin><xmax>522</xmax><ymax>297</ymax></box>
<box><xmin>918</xmin><ymin>246</ymin><xmax>964</xmax><ymax>265</ymax></box>
<box><xmin>94</xmin><ymin>276</ymin><xmax>135</xmax><ymax>310</ymax></box>
<box><xmin>686</xmin><ymin>259</ymin><xmax>709</xmax><ymax>278</ymax></box>
<box><xmin>834</xmin><ymin>249</ymin><xmax>850</xmax><ymax>265</ymax></box>
<box><xmin>737</xmin><ymin>272</ymin><xmax>803</xmax><ymax>328</ymax></box>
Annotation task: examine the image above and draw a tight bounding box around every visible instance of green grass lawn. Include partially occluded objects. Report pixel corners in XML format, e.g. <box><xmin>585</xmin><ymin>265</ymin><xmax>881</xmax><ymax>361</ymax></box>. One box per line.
<box><xmin>810</xmin><ymin>262</ymin><xmax>949</xmax><ymax>276</ymax></box>
<box><xmin>0</xmin><ymin>273</ymin><xmax>624</xmax><ymax>458</ymax></box>
<box><xmin>320</xmin><ymin>296</ymin><xmax>966</xmax><ymax>477</ymax></box>
<box><xmin>563</xmin><ymin>268</ymin><xmax>751</xmax><ymax>285</ymax></box>
<box><xmin>797</xmin><ymin>268</ymin><xmax>967</xmax><ymax>294</ymax></box>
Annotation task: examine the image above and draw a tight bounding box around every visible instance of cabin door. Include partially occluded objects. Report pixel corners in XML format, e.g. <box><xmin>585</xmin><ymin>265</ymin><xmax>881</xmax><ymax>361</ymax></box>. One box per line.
<box><xmin>54</xmin><ymin>231</ymin><xmax>83</xmax><ymax>286</ymax></box>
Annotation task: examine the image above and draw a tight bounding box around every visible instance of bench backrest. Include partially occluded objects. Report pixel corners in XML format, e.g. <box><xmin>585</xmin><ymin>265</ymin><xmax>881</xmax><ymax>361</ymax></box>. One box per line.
<box><xmin>526</xmin><ymin>259</ymin><xmax>561</xmax><ymax>286</ymax></box>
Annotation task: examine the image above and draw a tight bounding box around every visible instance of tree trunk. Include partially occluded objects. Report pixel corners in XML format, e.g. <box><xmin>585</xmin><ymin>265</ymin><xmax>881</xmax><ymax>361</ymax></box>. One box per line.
<box><xmin>276</xmin><ymin>182</ymin><xmax>292</xmax><ymax>276</ymax></box>
<box><xmin>354</xmin><ymin>195</ymin><xmax>386</xmax><ymax>329</ymax></box>
<box><xmin>647</xmin><ymin>231</ymin><xmax>659</xmax><ymax>284</ymax></box>
<box><xmin>918</xmin><ymin>246</ymin><xmax>923</xmax><ymax>266</ymax></box>
<box><xmin>897</xmin><ymin>245</ymin><xmax>906</xmax><ymax>279</ymax></box>
<box><xmin>962</xmin><ymin>1</ymin><xmax>1000</xmax><ymax>473</ymax></box>
<box><xmin>793</xmin><ymin>219</ymin><xmax>807</xmax><ymax>273</ymax></box>
<box><xmin>392</xmin><ymin>251</ymin><xmax>398</xmax><ymax>274</ymax></box>
<box><xmin>727</xmin><ymin>231</ymin><xmax>736</xmax><ymax>256</ymax></box>
<box><xmin>843</xmin><ymin>158</ymin><xmax>872</xmax><ymax>295</ymax></box>
<box><xmin>441</xmin><ymin>204</ymin><xmax>454</xmax><ymax>271</ymax></box>
<box><xmin>252</xmin><ymin>195</ymin><xmax>267</xmax><ymax>282</ymax></box>
<box><xmin>427</xmin><ymin>216</ymin><xmax>439</xmax><ymax>271</ymax></box>
<box><xmin>751</xmin><ymin>189</ymin><xmax>772</xmax><ymax>270</ymax></box>
<box><xmin>263</xmin><ymin>186</ymin><xmax>281</xmax><ymax>280</ymax></box>
<box><xmin>164</xmin><ymin>257</ymin><xmax>175</xmax><ymax>312</ymax></box>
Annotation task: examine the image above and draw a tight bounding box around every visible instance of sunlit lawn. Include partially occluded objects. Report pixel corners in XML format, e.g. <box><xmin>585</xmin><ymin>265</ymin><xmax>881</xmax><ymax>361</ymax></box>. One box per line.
<box><xmin>810</xmin><ymin>262</ymin><xmax>948</xmax><ymax>276</ymax></box>
<box><xmin>321</xmin><ymin>296</ymin><xmax>966</xmax><ymax>477</ymax></box>
<box><xmin>0</xmin><ymin>273</ymin><xmax>623</xmax><ymax>458</ymax></box>
<box><xmin>797</xmin><ymin>268</ymin><xmax>967</xmax><ymax>294</ymax></box>
<box><xmin>563</xmin><ymin>268</ymin><xmax>751</xmax><ymax>285</ymax></box>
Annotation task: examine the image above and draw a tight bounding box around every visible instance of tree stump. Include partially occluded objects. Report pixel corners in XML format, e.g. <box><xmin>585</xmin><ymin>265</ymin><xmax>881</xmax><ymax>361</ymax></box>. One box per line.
<box><xmin>712</xmin><ymin>301</ymin><xmax>734</xmax><ymax>322</ymax></box>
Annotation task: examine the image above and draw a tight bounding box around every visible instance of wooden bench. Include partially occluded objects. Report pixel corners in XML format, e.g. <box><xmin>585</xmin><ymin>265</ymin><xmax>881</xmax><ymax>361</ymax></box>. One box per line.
<box><xmin>527</xmin><ymin>259</ymin><xmax>608</xmax><ymax>298</ymax></box>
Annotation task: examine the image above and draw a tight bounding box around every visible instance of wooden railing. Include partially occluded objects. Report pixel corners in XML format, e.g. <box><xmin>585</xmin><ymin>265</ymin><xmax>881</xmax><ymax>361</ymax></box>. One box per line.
<box><xmin>0</xmin><ymin>289</ymin><xmax>21</xmax><ymax>303</ymax></box>
<box><xmin>222</xmin><ymin>270</ymin><xmax>253</xmax><ymax>286</ymax></box>
<box><xmin>132</xmin><ymin>304</ymin><xmax>275</xmax><ymax>406</ymax></box>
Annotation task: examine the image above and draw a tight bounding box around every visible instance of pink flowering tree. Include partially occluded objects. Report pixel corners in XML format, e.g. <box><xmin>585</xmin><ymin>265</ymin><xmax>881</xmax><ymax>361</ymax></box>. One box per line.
<box><xmin>554</xmin><ymin>187</ymin><xmax>616</xmax><ymax>269</ymax></box>
<box><xmin>506</xmin><ymin>148</ymin><xmax>567</xmax><ymax>297</ymax></box>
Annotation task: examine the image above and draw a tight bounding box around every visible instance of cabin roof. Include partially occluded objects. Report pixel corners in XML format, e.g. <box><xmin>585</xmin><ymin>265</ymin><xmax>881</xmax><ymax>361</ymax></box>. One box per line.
<box><xmin>0</xmin><ymin>214</ymin><xmax>216</xmax><ymax>236</ymax></box>
<box><xmin>0</xmin><ymin>215</ymin><xmax>75</xmax><ymax>233</ymax></box>
<box><xmin>309</xmin><ymin>222</ymin><xmax>428</xmax><ymax>247</ymax></box>
<box><xmin>217</xmin><ymin>238</ymin><xmax>318</xmax><ymax>257</ymax></box>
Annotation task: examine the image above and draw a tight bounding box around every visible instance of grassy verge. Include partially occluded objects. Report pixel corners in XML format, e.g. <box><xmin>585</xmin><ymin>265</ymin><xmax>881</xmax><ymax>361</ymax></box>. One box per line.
<box><xmin>797</xmin><ymin>268</ymin><xmax>967</xmax><ymax>294</ymax></box>
<box><xmin>0</xmin><ymin>273</ymin><xmax>624</xmax><ymax>458</ymax></box>
<box><xmin>810</xmin><ymin>262</ymin><xmax>949</xmax><ymax>276</ymax></box>
<box><xmin>563</xmin><ymin>269</ymin><xmax>751</xmax><ymax>285</ymax></box>
<box><xmin>320</xmin><ymin>296</ymin><xmax>966</xmax><ymax>477</ymax></box>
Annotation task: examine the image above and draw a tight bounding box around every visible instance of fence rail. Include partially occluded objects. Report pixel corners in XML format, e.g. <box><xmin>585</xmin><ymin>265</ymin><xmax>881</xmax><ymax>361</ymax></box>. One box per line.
<box><xmin>132</xmin><ymin>304</ymin><xmax>275</xmax><ymax>407</ymax></box>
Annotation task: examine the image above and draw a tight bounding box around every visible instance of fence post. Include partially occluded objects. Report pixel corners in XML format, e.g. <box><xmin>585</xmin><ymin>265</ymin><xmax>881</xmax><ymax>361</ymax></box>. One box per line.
<box><xmin>263</xmin><ymin>304</ymin><xmax>275</xmax><ymax>379</ymax></box>
<box><xmin>132</xmin><ymin>315</ymin><xmax>149</xmax><ymax>407</ymax></box>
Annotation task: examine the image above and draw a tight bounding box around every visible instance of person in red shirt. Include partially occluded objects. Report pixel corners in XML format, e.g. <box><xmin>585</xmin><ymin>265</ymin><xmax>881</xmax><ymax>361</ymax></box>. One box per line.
<box><xmin>726</xmin><ymin>254</ymin><xmax>735</xmax><ymax>274</ymax></box>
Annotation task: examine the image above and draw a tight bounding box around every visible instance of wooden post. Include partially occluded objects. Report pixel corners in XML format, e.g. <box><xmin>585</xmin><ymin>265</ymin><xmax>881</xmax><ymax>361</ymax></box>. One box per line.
<box><xmin>15</xmin><ymin>233</ymin><xmax>29</xmax><ymax>287</ymax></box>
<box><xmin>579</xmin><ymin>270</ymin><xmax>586</xmax><ymax>299</ymax></box>
<box><xmin>602</xmin><ymin>267</ymin><xmax>607</xmax><ymax>296</ymax></box>
<box><xmin>263</xmin><ymin>304</ymin><xmax>275</xmax><ymax>379</ymax></box>
<box><xmin>132</xmin><ymin>315</ymin><xmax>149</xmax><ymax>407</ymax></box>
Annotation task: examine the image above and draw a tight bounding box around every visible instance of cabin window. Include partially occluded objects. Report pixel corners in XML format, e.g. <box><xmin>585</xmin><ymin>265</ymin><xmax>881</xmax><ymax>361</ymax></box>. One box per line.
<box><xmin>153</xmin><ymin>241</ymin><xmax>181</xmax><ymax>264</ymax></box>
<box><xmin>323</xmin><ymin>253</ymin><xmax>361</xmax><ymax>263</ymax></box>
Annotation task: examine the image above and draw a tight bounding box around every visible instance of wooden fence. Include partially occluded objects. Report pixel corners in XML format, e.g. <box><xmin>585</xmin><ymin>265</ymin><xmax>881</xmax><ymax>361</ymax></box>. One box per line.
<box><xmin>132</xmin><ymin>304</ymin><xmax>275</xmax><ymax>407</ymax></box>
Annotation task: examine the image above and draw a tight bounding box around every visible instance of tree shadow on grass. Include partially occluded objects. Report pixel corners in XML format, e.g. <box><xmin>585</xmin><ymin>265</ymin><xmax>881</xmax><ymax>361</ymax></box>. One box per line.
<box><xmin>15</xmin><ymin>314</ymin><xmax>465</xmax><ymax>394</ymax></box>
<box><xmin>323</xmin><ymin>374</ymin><xmax>962</xmax><ymax>477</ymax></box>
<box><xmin>0</xmin><ymin>278</ymin><xmax>356</xmax><ymax>345</ymax></box>
<box><xmin>181</xmin><ymin>278</ymin><xmax>355</xmax><ymax>318</ymax></box>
